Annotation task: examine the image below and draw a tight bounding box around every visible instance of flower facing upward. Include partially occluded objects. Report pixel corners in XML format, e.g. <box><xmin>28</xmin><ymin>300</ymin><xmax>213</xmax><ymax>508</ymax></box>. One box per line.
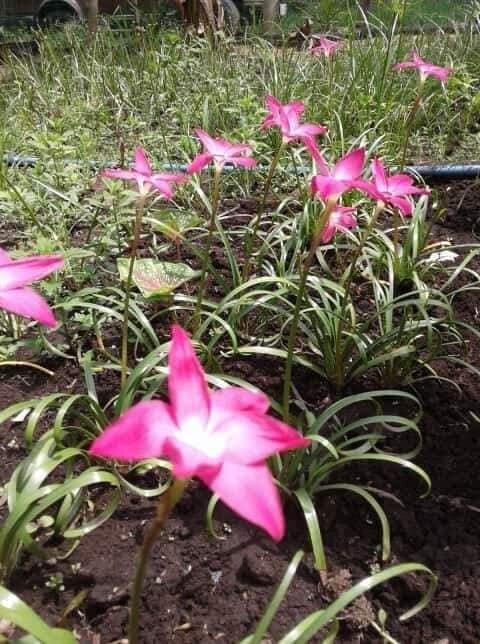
<box><xmin>354</xmin><ymin>158</ymin><xmax>429</xmax><ymax>216</ymax></box>
<box><xmin>393</xmin><ymin>51</ymin><xmax>453</xmax><ymax>84</ymax></box>
<box><xmin>0</xmin><ymin>248</ymin><xmax>63</xmax><ymax>327</ymax></box>
<box><xmin>322</xmin><ymin>206</ymin><xmax>357</xmax><ymax>243</ymax></box>
<box><xmin>261</xmin><ymin>95</ymin><xmax>327</xmax><ymax>147</ymax></box>
<box><xmin>311</xmin><ymin>148</ymin><xmax>366</xmax><ymax>202</ymax></box>
<box><xmin>89</xmin><ymin>325</ymin><xmax>309</xmax><ymax>541</ymax></box>
<box><xmin>187</xmin><ymin>129</ymin><xmax>257</xmax><ymax>174</ymax></box>
<box><xmin>102</xmin><ymin>147</ymin><xmax>186</xmax><ymax>198</ymax></box>
<box><xmin>309</xmin><ymin>36</ymin><xmax>343</xmax><ymax>58</ymax></box>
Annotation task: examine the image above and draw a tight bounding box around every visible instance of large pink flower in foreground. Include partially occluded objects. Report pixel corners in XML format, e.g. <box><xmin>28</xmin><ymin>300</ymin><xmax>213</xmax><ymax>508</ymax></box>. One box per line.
<box><xmin>90</xmin><ymin>326</ymin><xmax>308</xmax><ymax>540</ymax></box>
<box><xmin>311</xmin><ymin>148</ymin><xmax>366</xmax><ymax>202</ymax></box>
<box><xmin>261</xmin><ymin>95</ymin><xmax>327</xmax><ymax>148</ymax></box>
<box><xmin>322</xmin><ymin>206</ymin><xmax>357</xmax><ymax>243</ymax></box>
<box><xmin>393</xmin><ymin>51</ymin><xmax>453</xmax><ymax>84</ymax></box>
<box><xmin>309</xmin><ymin>36</ymin><xmax>343</xmax><ymax>58</ymax></box>
<box><xmin>188</xmin><ymin>129</ymin><xmax>257</xmax><ymax>174</ymax></box>
<box><xmin>354</xmin><ymin>158</ymin><xmax>429</xmax><ymax>216</ymax></box>
<box><xmin>0</xmin><ymin>248</ymin><xmax>63</xmax><ymax>327</ymax></box>
<box><xmin>102</xmin><ymin>147</ymin><xmax>185</xmax><ymax>198</ymax></box>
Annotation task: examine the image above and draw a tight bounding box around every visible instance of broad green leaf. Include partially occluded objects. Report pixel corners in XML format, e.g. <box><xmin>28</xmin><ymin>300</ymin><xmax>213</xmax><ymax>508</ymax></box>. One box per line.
<box><xmin>150</xmin><ymin>211</ymin><xmax>201</xmax><ymax>237</ymax></box>
<box><xmin>0</xmin><ymin>585</ymin><xmax>75</xmax><ymax>644</ymax></box>
<box><xmin>117</xmin><ymin>258</ymin><xmax>198</xmax><ymax>298</ymax></box>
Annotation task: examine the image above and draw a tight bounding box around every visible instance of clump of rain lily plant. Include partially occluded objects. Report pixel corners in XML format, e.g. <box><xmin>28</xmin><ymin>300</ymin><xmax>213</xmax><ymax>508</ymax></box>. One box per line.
<box><xmin>0</xmin><ymin>31</ymin><xmax>476</xmax><ymax>641</ymax></box>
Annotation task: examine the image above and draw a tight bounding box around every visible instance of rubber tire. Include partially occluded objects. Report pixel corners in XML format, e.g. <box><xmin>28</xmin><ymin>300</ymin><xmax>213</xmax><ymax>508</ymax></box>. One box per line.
<box><xmin>221</xmin><ymin>0</ymin><xmax>241</xmax><ymax>33</ymax></box>
<box><xmin>38</xmin><ymin>6</ymin><xmax>76</xmax><ymax>26</ymax></box>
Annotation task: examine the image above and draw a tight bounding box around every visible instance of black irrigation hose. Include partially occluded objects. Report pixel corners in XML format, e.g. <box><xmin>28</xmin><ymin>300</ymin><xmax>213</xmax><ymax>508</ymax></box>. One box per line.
<box><xmin>405</xmin><ymin>164</ymin><xmax>480</xmax><ymax>181</ymax></box>
<box><xmin>3</xmin><ymin>153</ymin><xmax>480</xmax><ymax>182</ymax></box>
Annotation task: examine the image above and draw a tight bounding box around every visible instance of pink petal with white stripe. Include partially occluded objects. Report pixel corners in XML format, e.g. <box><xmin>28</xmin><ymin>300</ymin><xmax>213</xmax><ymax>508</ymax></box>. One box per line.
<box><xmin>168</xmin><ymin>325</ymin><xmax>210</xmax><ymax>429</ymax></box>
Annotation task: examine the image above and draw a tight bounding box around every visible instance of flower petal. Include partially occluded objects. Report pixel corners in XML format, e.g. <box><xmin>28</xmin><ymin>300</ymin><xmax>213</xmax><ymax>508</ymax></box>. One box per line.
<box><xmin>133</xmin><ymin>147</ymin><xmax>152</xmax><ymax>175</ymax></box>
<box><xmin>216</xmin><ymin>411</ymin><xmax>310</xmax><ymax>464</ymax></box>
<box><xmin>321</xmin><ymin>219</ymin><xmax>336</xmax><ymax>243</ymax></box>
<box><xmin>371</xmin><ymin>158</ymin><xmax>388</xmax><ymax>192</ymax></box>
<box><xmin>163</xmin><ymin>434</ymin><xmax>221</xmax><ymax>479</ymax></box>
<box><xmin>311</xmin><ymin>175</ymin><xmax>348</xmax><ymax>201</ymax></box>
<box><xmin>295</xmin><ymin>123</ymin><xmax>328</xmax><ymax>138</ymax></box>
<box><xmin>150</xmin><ymin>178</ymin><xmax>174</xmax><ymax>199</ymax></box>
<box><xmin>210</xmin><ymin>387</ymin><xmax>270</xmax><ymax>416</ymax></box>
<box><xmin>229</xmin><ymin>156</ymin><xmax>257</xmax><ymax>169</ymax></box>
<box><xmin>0</xmin><ymin>287</ymin><xmax>57</xmax><ymax>327</ymax></box>
<box><xmin>304</xmin><ymin>139</ymin><xmax>329</xmax><ymax>173</ymax></box>
<box><xmin>89</xmin><ymin>401</ymin><xmax>176</xmax><ymax>461</ymax></box>
<box><xmin>187</xmin><ymin>153</ymin><xmax>213</xmax><ymax>174</ymax></box>
<box><xmin>388</xmin><ymin>195</ymin><xmax>413</xmax><ymax>216</ymax></box>
<box><xmin>102</xmin><ymin>169</ymin><xmax>139</xmax><ymax>182</ymax></box>
<box><xmin>0</xmin><ymin>256</ymin><xmax>64</xmax><ymax>290</ymax></box>
<box><xmin>195</xmin><ymin>129</ymin><xmax>219</xmax><ymax>155</ymax></box>
<box><xmin>168</xmin><ymin>325</ymin><xmax>210</xmax><ymax>429</ymax></box>
<box><xmin>350</xmin><ymin>178</ymin><xmax>382</xmax><ymax>200</ymax></box>
<box><xmin>387</xmin><ymin>174</ymin><xmax>428</xmax><ymax>196</ymax></box>
<box><xmin>333</xmin><ymin>148</ymin><xmax>365</xmax><ymax>181</ymax></box>
<box><xmin>0</xmin><ymin>248</ymin><xmax>12</xmax><ymax>264</ymax></box>
<box><xmin>392</xmin><ymin>61</ymin><xmax>416</xmax><ymax>72</ymax></box>
<box><xmin>199</xmin><ymin>462</ymin><xmax>285</xmax><ymax>541</ymax></box>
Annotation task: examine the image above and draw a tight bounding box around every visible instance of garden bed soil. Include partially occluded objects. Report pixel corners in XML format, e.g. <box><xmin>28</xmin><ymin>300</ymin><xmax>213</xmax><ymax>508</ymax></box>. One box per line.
<box><xmin>1</xmin><ymin>179</ymin><xmax>480</xmax><ymax>643</ymax></box>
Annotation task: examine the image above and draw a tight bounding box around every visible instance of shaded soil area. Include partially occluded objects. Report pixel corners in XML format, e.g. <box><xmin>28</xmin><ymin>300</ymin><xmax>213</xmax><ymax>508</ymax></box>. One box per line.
<box><xmin>1</xmin><ymin>179</ymin><xmax>480</xmax><ymax>642</ymax></box>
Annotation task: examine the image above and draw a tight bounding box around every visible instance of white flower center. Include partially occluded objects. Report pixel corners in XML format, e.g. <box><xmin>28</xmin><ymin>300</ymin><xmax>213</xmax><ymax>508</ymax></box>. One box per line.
<box><xmin>178</xmin><ymin>417</ymin><xmax>226</xmax><ymax>460</ymax></box>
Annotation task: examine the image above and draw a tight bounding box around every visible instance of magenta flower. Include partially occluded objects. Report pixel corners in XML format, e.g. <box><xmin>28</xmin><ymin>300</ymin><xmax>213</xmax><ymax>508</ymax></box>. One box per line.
<box><xmin>0</xmin><ymin>248</ymin><xmax>63</xmax><ymax>328</ymax></box>
<box><xmin>311</xmin><ymin>148</ymin><xmax>366</xmax><ymax>202</ymax></box>
<box><xmin>187</xmin><ymin>129</ymin><xmax>257</xmax><ymax>174</ymax></box>
<box><xmin>309</xmin><ymin>36</ymin><xmax>343</xmax><ymax>58</ymax></box>
<box><xmin>354</xmin><ymin>158</ymin><xmax>429</xmax><ymax>216</ymax></box>
<box><xmin>393</xmin><ymin>51</ymin><xmax>453</xmax><ymax>84</ymax></box>
<box><xmin>102</xmin><ymin>147</ymin><xmax>185</xmax><ymax>198</ymax></box>
<box><xmin>261</xmin><ymin>95</ymin><xmax>327</xmax><ymax>146</ymax></box>
<box><xmin>322</xmin><ymin>206</ymin><xmax>357</xmax><ymax>243</ymax></box>
<box><xmin>89</xmin><ymin>325</ymin><xmax>308</xmax><ymax>540</ymax></box>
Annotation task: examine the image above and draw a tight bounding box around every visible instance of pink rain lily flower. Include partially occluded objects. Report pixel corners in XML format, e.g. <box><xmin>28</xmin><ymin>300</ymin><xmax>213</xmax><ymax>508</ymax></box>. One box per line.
<box><xmin>261</xmin><ymin>95</ymin><xmax>327</xmax><ymax>147</ymax></box>
<box><xmin>311</xmin><ymin>148</ymin><xmax>366</xmax><ymax>202</ymax></box>
<box><xmin>102</xmin><ymin>147</ymin><xmax>185</xmax><ymax>198</ymax></box>
<box><xmin>354</xmin><ymin>158</ymin><xmax>430</xmax><ymax>216</ymax></box>
<box><xmin>393</xmin><ymin>51</ymin><xmax>453</xmax><ymax>84</ymax></box>
<box><xmin>187</xmin><ymin>129</ymin><xmax>257</xmax><ymax>174</ymax></box>
<box><xmin>89</xmin><ymin>325</ymin><xmax>309</xmax><ymax>541</ymax></box>
<box><xmin>309</xmin><ymin>36</ymin><xmax>343</xmax><ymax>58</ymax></box>
<box><xmin>0</xmin><ymin>248</ymin><xmax>63</xmax><ymax>328</ymax></box>
<box><xmin>322</xmin><ymin>206</ymin><xmax>357</xmax><ymax>243</ymax></box>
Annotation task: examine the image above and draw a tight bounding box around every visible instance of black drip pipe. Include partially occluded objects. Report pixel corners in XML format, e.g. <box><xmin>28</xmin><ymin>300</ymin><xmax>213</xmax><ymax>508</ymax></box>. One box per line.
<box><xmin>405</xmin><ymin>164</ymin><xmax>480</xmax><ymax>181</ymax></box>
<box><xmin>3</xmin><ymin>153</ymin><xmax>480</xmax><ymax>181</ymax></box>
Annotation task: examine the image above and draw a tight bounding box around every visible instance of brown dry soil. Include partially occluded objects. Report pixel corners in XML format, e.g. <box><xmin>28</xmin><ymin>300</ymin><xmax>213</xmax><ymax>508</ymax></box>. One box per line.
<box><xmin>1</xmin><ymin>180</ymin><xmax>480</xmax><ymax>643</ymax></box>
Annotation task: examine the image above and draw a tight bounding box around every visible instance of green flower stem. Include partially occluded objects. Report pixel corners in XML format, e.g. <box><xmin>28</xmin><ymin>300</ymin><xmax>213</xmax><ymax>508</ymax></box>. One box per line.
<box><xmin>243</xmin><ymin>142</ymin><xmax>284</xmax><ymax>282</ymax></box>
<box><xmin>128</xmin><ymin>478</ymin><xmax>188</xmax><ymax>644</ymax></box>
<box><xmin>392</xmin><ymin>209</ymin><xmax>402</xmax><ymax>277</ymax></box>
<box><xmin>192</xmin><ymin>166</ymin><xmax>222</xmax><ymax>333</ymax></box>
<box><xmin>399</xmin><ymin>80</ymin><xmax>425</xmax><ymax>171</ymax></box>
<box><xmin>282</xmin><ymin>200</ymin><xmax>336</xmax><ymax>424</ymax></box>
<box><xmin>120</xmin><ymin>193</ymin><xmax>147</xmax><ymax>387</ymax></box>
<box><xmin>333</xmin><ymin>202</ymin><xmax>385</xmax><ymax>390</ymax></box>
<box><xmin>396</xmin><ymin>81</ymin><xmax>424</xmax><ymax>278</ymax></box>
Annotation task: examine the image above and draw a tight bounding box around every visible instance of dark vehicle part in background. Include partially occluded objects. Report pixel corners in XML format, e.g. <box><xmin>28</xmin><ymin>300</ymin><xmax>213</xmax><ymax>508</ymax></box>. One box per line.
<box><xmin>0</xmin><ymin>0</ymin><xmax>269</xmax><ymax>30</ymax></box>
